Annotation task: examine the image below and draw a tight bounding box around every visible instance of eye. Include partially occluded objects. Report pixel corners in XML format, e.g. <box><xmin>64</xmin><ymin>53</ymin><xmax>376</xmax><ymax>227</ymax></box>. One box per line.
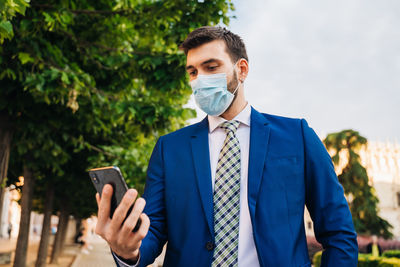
<box><xmin>208</xmin><ymin>65</ymin><xmax>218</xmax><ymax>71</ymax></box>
<box><xmin>188</xmin><ymin>69</ymin><xmax>197</xmax><ymax>77</ymax></box>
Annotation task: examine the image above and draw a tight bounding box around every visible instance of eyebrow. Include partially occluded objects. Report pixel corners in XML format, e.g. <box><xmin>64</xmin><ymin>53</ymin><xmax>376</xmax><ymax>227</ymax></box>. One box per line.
<box><xmin>186</xmin><ymin>58</ymin><xmax>221</xmax><ymax>70</ymax></box>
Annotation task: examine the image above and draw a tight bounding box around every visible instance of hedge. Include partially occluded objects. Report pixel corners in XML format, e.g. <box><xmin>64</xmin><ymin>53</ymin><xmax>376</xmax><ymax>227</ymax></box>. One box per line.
<box><xmin>312</xmin><ymin>252</ymin><xmax>400</xmax><ymax>267</ymax></box>
<box><xmin>313</xmin><ymin>251</ymin><xmax>322</xmax><ymax>267</ymax></box>
<box><xmin>358</xmin><ymin>254</ymin><xmax>382</xmax><ymax>267</ymax></box>
<box><xmin>378</xmin><ymin>258</ymin><xmax>400</xmax><ymax>267</ymax></box>
<box><xmin>382</xmin><ymin>251</ymin><xmax>400</xmax><ymax>259</ymax></box>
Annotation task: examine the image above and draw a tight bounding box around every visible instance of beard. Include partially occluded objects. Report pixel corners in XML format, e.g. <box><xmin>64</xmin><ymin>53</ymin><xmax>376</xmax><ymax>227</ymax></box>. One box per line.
<box><xmin>227</xmin><ymin>70</ymin><xmax>239</xmax><ymax>94</ymax></box>
<box><xmin>224</xmin><ymin>68</ymin><xmax>240</xmax><ymax>113</ymax></box>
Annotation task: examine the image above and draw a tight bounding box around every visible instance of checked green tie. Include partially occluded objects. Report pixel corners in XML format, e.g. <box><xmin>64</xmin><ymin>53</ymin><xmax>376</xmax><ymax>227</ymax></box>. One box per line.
<box><xmin>212</xmin><ymin>120</ymin><xmax>241</xmax><ymax>267</ymax></box>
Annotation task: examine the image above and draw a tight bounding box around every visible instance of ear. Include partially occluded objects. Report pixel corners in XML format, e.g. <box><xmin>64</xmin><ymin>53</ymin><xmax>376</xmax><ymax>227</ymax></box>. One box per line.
<box><xmin>237</xmin><ymin>58</ymin><xmax>249</xmax><ymax>82</ymax></box>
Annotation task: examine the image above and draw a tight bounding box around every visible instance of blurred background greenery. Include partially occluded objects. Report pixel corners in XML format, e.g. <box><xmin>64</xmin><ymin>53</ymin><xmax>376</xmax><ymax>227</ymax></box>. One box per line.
<box><xmin>0</xmin><ymin>0</ymin><xmax>233</xmax><ymax>265</ymax></box>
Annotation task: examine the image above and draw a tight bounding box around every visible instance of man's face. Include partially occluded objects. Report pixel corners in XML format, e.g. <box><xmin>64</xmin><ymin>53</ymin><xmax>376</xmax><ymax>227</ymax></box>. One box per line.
<box><xmin>185</xmin><ymin>40</ymin><xmax>239</xmax><ymax>93</ymax></box>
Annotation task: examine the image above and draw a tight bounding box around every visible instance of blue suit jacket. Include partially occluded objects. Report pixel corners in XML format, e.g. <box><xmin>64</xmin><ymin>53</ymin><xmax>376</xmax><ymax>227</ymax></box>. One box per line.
<box><xmin>119</xmin><ymin>108</ymin><xmax>358</xmax><ymax>266</ymax></box>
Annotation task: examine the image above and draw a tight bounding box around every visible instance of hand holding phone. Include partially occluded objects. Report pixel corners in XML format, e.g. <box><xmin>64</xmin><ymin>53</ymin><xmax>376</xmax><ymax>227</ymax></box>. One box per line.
<box><xmin>89</xmin><ymin>166</ymin><xmax>141</xmax><ymax>231</ymax></box>
<box><xmin>90</xmin><ymin>166</ymin><xmax>150</xmax><ymax>262</ymax></box>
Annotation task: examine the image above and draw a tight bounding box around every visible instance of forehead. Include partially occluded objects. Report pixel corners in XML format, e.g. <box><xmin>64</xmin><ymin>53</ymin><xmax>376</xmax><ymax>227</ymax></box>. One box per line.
<box><xmin>186</xmin><ymin>40</ymin><xmax>232</xmax><ymax>67</ymax></box>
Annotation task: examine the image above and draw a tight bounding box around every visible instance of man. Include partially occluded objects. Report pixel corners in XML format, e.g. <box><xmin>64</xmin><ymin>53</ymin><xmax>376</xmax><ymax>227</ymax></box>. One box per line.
<box><xmin>95</xmin><ymin>26</ymin><xmax>358</xmax><ymax>266</ymax></box>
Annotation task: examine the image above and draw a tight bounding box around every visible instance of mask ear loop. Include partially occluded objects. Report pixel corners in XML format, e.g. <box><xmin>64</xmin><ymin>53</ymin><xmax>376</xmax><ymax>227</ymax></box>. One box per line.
<box><xmin>232</xmin><ymin>80</ymin><xmax>241</xmax><ymax>95</ymax></box>
<box><xmin>231</xmin><ymin>59</ymin><xmax>243</xmax><ymax>95</ymax></box>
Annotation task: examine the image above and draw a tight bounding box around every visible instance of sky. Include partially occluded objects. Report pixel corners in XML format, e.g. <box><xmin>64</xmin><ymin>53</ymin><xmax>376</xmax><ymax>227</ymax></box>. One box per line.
<box><xmin>189</xmin><ymin>0</ymin><xmax>400</xmax><ymax>142</ymax></box>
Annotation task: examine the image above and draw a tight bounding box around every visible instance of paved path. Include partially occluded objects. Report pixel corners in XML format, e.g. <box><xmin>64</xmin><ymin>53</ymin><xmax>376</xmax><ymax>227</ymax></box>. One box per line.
<box><xmin>0</xmin><ymin>236</ymin><xmax>79</xmax><ymax>267</ymax></box>
<box><xmin>71</xmin><ymin>235</ymin><xmax>116</xmax><ymax>267</ymax></box>
<box><xmin>0</xmin><ymin>238</ymin><xmax>17</xmax><ymax>253</ymax></box>
<box><xmin>71</xmin><ymin>235</ymin><xmax>167</xmax><ymax>267</ymax></box>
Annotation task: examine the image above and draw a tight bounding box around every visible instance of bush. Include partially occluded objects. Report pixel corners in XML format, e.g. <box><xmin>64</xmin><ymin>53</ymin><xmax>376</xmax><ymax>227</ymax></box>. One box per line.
<box><xmin>378</xmin><ymin>257</ymin><xmax>400</xmax><ymax>267</ymax></box>
<box><xmin>382</xmin><ymin>251</ymin><xmax>400</xmax><ymax>259</ymax></box>
<box><xmin>358</xmin><ymin>254</ymin><xmax>381</xmax><ymax>267</ymax></box>
<box><xmin>313</xmin><ymin>250</ymin><xmax>322</xmax><ymax>267</ymax></box>
<box><xmin>312</xmin><ymin>252</ymin><xmax>400</xmax><ymax>266</ymax></box>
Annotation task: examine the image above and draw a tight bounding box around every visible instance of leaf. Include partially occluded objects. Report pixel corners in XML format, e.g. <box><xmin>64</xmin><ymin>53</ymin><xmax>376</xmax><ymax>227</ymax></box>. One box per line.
<box><xmin>18</xmin><ymin>52</ymin><xmax>34</xmax><ymax>64</ymax></box>
<box><xmin>61</xmin><ymin>72</ymin><xmax>70</xmax><ymax>84</ymax></box>
<box><xmin>0</xmin><ymin>21</ymin><xmax>13</xmax><ymax>35</ymax></box>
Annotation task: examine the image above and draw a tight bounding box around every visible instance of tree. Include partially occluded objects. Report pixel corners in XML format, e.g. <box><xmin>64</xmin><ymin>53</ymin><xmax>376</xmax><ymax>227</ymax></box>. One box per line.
<box><xmin>13</xmin><ymin>166</ymin><xmax>35</xmax><ymax>267</ymax></box>
<box><xmin>0</xmin><ymin>112</ymin><xmax>13</xmax><ymax>238</ymax></box>
<box><xmin>324</xmin><ymin>129</ymin><xmax>392</xmax><ymax>238</ymax></box>
<box><xmin>0</xmin><ymin>0</ymin><xmax>30</xmax><ymax>231</ymax></box>
<box><xmin>35</xmin><ymin>182</ymin><xmax>54</xmax><ymax>267</ymax></box>
<box><xmin>0</xmin><ymin>0</ymin><xmax>30</xmax><ymax>43</ymax></box>
<box><xmin>1</xmin><ymin>0</ymin><xmax>234</xmax><ymax>266</ymax></box>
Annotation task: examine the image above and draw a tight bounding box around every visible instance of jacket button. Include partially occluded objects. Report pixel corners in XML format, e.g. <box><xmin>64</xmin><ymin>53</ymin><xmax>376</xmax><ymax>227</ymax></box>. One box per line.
<box><xmin>206</xmin><ymin>241</ymin><xmax>214</xmax><ymax>251</ymax></box>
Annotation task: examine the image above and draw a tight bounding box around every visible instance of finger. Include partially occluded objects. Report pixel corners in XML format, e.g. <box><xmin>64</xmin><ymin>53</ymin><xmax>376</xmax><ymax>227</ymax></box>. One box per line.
<box><xmin>96</xmin><ymin>193</ymin><xmax>100</xmax><ymax>207</ymax></box>
<box><xmin>95</xmin><ymin>193</ymin><xmax>102</xmax><ymax>236</ymax></box>
<box><xmin>98</xmin><ymin>184</ymin><xmax>113</xmax><ymax>226</ymax></box>
<box><xmin>130</xmin><ymin>213</ymin><xmax>150</xmax><ymax>245</ymax></box>
<box><xmin>120</xmin><ymin>197</ymin><xmax>146</xmax><ymax>238</ymax></box>
<box><xmin>109</xmin><ymin>189</ymin><xmax>138</xmax><ymax>233</ymax></box>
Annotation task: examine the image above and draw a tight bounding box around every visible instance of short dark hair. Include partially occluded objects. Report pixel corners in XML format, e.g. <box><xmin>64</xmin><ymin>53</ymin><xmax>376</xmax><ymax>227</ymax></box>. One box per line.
<box><xmin>180</xmin><ymin>26</ymin><xmax>248</xmax><ymax>63</ymax></box>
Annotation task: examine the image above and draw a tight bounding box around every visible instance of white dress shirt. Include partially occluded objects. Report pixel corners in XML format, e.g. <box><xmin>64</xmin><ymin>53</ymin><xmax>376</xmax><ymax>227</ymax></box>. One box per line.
<box><xmin>115</xmin><ymin>103</ymin><xmax>260</xmax><ymax>267</ymax></box>
<box><xmin>208</xmin><ymin>103</ymin><xmax>260</xmax><ymax>267</ymax></box>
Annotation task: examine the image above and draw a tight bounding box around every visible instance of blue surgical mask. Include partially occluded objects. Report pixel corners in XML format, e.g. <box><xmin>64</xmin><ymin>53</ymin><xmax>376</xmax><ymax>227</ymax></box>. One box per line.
<box><xmin>190</xmin><ymin>71</ymin><xmax>240</xmax><ymax>116</ymax></box>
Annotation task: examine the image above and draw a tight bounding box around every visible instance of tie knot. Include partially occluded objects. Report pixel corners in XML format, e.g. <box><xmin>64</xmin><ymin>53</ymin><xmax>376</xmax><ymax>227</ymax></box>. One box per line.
<box><xmin>220</xmin><ymin>120</ymin><xmax>240</xmax><ymax>134</ymax></box>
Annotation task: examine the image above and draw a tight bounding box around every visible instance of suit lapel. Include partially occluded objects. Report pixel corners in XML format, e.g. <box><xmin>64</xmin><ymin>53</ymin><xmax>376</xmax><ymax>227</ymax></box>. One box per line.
<box><xmin>190</xmin><ymin>117</ymin><xmax>214</xmax><ymax>237</ymax></box>
<box><xmin>248</xmin><ymin>107</ymin><xmax>271</xmax><ymax>222</ymax></box>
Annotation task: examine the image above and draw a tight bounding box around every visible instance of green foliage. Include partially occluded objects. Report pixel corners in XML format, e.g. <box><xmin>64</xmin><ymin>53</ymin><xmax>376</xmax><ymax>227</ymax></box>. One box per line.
<box><xmin>314</xmin><ymin>252</ymin><xmax>400</xmax><ymax>267</ymax></box>
<box><xmin>2</xmin><ymin>0</ymin><xmax>234</xmax><ymax>218</ymax></box>
<box><xmin>0</xmin><ymin>0</ymin><xmax>30</xmax><ymax>42</ymax></box>
<box><xmin>382</xmin><ymin>251</ymin><xmax>400</xmax><ymax>259</ymax></box>
<box><xmin>323</xmin><ymin>130</ymin><xmax>393</xmax><ymax>238</ymax></box>
<box><xmin>358</xmin><ymin>254</ymin><xmax>382</xmax><ymax>267</ymax></box>
<box><xmin>313</xmin><ymin>250</ymin><xmax>322</xmax><ymax>267</ymax></box>
<box><xmin>379</xmin><ymin>258</ymin><xmax>400</xmax><ymax>267</ymax></box>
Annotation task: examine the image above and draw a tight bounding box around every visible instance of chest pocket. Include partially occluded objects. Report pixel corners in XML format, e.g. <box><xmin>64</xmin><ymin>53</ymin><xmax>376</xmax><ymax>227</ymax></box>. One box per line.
<box><xmin>263</xmin><ymin>156</ymin><xmax>305</xmax><ymax>208</ymax></box>
<box><xmin>265</xmin><ymin>156</ymin><xmax>302</xmax><ymax>180</ymax></box>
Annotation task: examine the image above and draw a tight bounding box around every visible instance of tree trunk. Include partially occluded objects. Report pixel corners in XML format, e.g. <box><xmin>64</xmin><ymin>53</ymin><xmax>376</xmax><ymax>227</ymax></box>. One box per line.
<box><xmin>0</xmin><ymin>186</ymin><xmax>5</xmax><ymax>238</ymax></box>
<box><xmin>0</xmin><ymin>112</ymin><xmax>13</xmax><ymax>238</ymax></box>
<box><xmin>49</xmin><ymin>204</ymin><xmax>69</xmax><ymax>264</ymax></box>
<box><xmin>13</xmin><ymin>166</ymin><xmax>35</xmax><ymax>267</ymax></box>
<box><xmin>75</xmin><ymin>218</ymin><xmax>81</xmax><ymax>241</ymax></box>
<box><xmin>35</xmin><ymin>183</ymin><xmax>54</xmax><ymax>267</ymax></box>
<box><xmin>59</xmin><ymin>210</ymin><xmax>69</xmax><ymax>252</ymax></box>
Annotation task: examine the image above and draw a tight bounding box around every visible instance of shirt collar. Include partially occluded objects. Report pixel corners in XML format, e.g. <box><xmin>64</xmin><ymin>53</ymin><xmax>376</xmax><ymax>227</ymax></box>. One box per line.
<box><xmin>208</xmin><ymin>103</ymin><xmax>251</xmax><ymax>133</ymax></box>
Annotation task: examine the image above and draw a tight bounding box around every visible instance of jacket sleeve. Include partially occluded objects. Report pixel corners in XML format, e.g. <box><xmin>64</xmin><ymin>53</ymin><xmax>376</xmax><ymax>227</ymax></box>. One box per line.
<box><xmin>301</xmin><ymin>119</ymin><xmax>358</xmax><ymax>266</ymax></box>
<box><xmin>138</xmin><ymin>137</ymin><xmax>168</xmax><ymax>266</ymax></box>
<box><xmin>111</xmin><ymin>250</ymin><xmax>140</xmax><ymax>267</ymax></box>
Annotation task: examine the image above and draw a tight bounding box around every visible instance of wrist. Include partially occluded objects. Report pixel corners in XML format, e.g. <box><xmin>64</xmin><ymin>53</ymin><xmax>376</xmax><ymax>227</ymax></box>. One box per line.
<box><xmin>115</xmin><ymin>250</ymin><xmax>139</xmax><ymax>264</ymax></box>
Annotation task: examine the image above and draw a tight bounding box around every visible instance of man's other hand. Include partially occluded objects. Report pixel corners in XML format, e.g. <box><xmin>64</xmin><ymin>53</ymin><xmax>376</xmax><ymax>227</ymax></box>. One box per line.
<box><xmin>95</xmin><ymin>184</ymin><xmax>150</xmax><ymax>262</ymax></box>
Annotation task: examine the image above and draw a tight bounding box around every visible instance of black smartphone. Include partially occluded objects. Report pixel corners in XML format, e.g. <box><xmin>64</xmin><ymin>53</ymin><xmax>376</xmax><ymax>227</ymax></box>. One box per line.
<box><xmin>89</xmin><ymin>166</ymin><xmax>141</xmax><ymax>232</ymax></box>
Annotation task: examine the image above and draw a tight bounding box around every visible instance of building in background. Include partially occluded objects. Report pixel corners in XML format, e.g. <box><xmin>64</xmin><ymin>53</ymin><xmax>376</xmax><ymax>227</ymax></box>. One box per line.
<box><xmin>305</xmin><ymin>141</ymin><xmax>400</xmax><ymax>238</ymax></box>
<box><xmin>0</xmin><ymin>186</ymin><xmax>21</xmax><ymax>239</ymax></box>
<box><xmin>360</xmin><ymin>141</ymin><xmax>400</xmax><ymax>237</ymax></box>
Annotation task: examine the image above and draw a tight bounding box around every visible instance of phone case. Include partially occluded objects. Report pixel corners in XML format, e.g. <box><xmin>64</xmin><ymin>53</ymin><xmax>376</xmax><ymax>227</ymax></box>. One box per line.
<box><xmin>88</xmin><ymin>166</ymin><xmax>142</xmax><ymax>232</ymax></box>
<box><xmin>89</xmin><ymin>166</ymin><xmax>128</xmax><ymax>218</ymax></box>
